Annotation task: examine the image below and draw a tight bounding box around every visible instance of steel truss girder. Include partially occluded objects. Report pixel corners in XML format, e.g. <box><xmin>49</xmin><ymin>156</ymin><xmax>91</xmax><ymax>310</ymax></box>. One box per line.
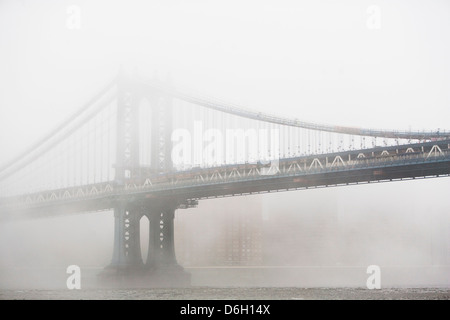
<box><xmin>2</xmin><ymin>142</ymin><xmax>450</xmax><ymax>210</ymax></box>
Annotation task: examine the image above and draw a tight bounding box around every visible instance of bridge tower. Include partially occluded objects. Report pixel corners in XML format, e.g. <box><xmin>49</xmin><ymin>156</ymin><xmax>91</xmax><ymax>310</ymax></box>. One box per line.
<box><xmin>149</xmin><ymin>77</ymin><xmax>173</xmax><ymax>175</ymax></box>
<box><xmin>109</xmin><ymin>70</ymin><xmax>143</xmax><ymax>270</ymax></box>
<box><xmin>143</xmin><ymin>75</ymin><xmax>189</xmax><ymax>284</ymax></box>
<box><xmin>106</xmin><ymin>69</ymin><xmax>189</xmax><ymax>286</ymax></box>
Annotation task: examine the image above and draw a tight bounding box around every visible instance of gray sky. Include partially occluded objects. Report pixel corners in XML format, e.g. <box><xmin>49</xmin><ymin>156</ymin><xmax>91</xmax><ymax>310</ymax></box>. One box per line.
<box><xmin>1</xmin><ymin>0</ymin><xmax>450</xmax><ymax>164</ymax></box>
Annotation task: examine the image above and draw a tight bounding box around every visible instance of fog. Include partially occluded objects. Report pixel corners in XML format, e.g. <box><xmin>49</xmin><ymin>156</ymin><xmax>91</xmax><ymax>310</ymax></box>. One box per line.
<box><xmin>0</xmin><ymin>0</ymin><xmax>449</xmax><ymax>289</ymax></box>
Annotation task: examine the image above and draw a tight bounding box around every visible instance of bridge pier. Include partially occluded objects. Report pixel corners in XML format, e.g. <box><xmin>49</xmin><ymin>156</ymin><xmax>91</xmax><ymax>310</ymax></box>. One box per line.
<box><xmin>146</xmin><ymin>208</ymin><xmax>177</xmax><ymax>267</ymax></box>
<box><xmin>99</xmin><ymin>72</ymin><xmax>189</xmax><ymax>286</ymax></box>
<box><xmin>149</xmin><ymin>207</ymin><xmax>177</xmax><ymax>266</ymax></box>
<box><xmin>100</xmin><ymin>201</ymin><xmax>190</xmax><ymax>287</ymax></box>
<box><xmin>109</xmin><ymin>202</ymin><xmax>143</xmax><ymax>269</ymax></box>
<box><xmin>144</xmin><ymin>205</ymin><xmax>190</xmax><ymax>286</ymax></box>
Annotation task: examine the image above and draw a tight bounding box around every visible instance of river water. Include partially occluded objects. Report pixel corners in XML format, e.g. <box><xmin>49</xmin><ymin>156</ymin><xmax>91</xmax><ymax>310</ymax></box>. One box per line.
<box><xmin>0</xmin><ymin>266</ymin><xmax>448</xmax><ymax>300</ymax></box>
<box><xmin>1</xmin><ymin>287</ymin><xmax>449</xmax><ymax>300</ymax></box>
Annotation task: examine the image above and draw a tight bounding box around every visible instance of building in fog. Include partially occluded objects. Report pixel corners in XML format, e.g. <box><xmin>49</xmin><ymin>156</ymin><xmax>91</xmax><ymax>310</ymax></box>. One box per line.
<box><xmin>175</xmin><ymin>187</ymin><xmax>450</xmax><ymax>268</ymax></box>
<box><xmin>175</xmin><ymin>192</ymin><xmax>342</xmax><ymax>267</ymax></box>
<box><xmin>261</xmin><ymin>191</ymin><xmax>341</xmax><ymax>266</ymax></box>
<box><xmin>175</xmin><ymin>197</ymin><xmax>263</xmax><ymax>266</ymax></box>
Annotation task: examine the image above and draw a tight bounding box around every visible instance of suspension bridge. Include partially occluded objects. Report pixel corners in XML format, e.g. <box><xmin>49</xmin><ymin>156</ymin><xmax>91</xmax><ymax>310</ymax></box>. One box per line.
<box><xmin>1</xmin><ymin>70</ymin><xmax>449</xmax><ymax>284</ymax></box>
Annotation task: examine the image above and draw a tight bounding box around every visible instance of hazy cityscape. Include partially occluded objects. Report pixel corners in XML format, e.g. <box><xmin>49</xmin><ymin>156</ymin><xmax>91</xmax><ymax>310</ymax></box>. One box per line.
<box><xmin>0</xmin><ymin>1</ymin><xmax>449</xmax><ymax>301</ymax></box>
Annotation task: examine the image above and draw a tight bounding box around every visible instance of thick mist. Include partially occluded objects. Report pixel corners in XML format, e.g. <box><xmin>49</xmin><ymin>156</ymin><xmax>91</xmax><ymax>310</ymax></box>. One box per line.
<box><xmin>0</xmin><ymin>0</ymin><xmax>450</xmax><ymax>289</ymax></box>
<box><xmin>0</xmin><ymin>178</ymin><xmax>448</xmax><ymax>288</ymax></box>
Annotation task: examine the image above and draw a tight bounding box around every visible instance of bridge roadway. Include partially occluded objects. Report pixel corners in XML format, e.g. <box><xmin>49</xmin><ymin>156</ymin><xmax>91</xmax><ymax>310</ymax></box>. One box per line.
<box><xmin>1</xmin><ymin>139</ymin><xmax>450</xmax><ymax>221</ymax></box>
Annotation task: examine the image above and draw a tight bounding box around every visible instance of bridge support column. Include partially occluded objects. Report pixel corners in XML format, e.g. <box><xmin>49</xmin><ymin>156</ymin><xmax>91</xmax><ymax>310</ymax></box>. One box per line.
<box><xmin>146</xmin><ymin>213</ymin><xmax>158</xmax><ymax>268</ymax></box>
<box><xmin>147</xmin><ymin>207</ymin><xmax>177</xmax><ymax>267</ymax></box>
<box><xmin>161</xmin><ymin>208</ymin><xmax>177</xmax><ymax>266</ymax></box>
<box><xmin>109</xmin><ymin>203</ymin><xmax>143</xmax><ymax>269</ymax></box>
<box><xmin>145</xmin><ymin>204</ymin><xmax>190</xmax><ymax>286</ymax></box>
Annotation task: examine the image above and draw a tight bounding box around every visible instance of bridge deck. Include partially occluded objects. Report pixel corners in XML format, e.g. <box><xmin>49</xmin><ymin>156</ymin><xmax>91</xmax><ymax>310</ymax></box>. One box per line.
<box><xmin>1</xmin><ymin>140</ymin><xmax>449</xmax><ymax>220</ymax></box>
